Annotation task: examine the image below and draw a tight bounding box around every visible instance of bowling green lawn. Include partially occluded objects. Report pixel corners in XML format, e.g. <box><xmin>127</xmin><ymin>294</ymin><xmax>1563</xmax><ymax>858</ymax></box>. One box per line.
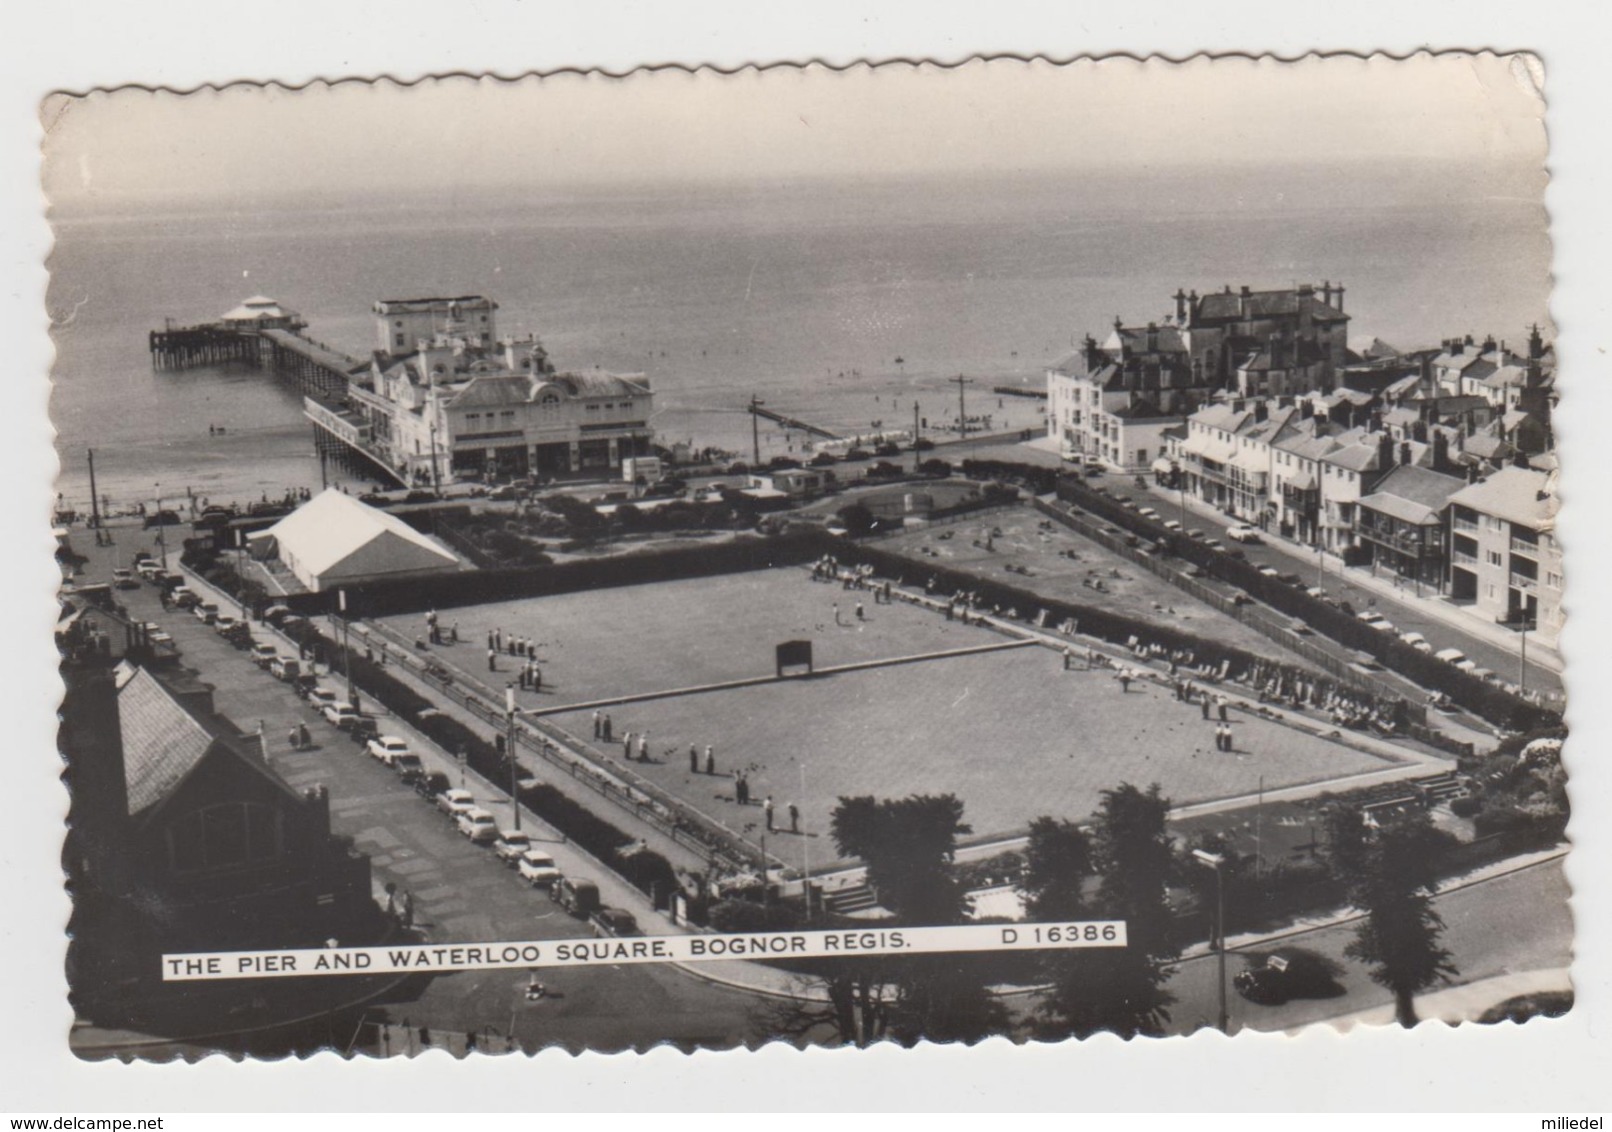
<box><xmin>379</xmin><ymin>568</ymin><xmax>1403</xmax><ymax>852</ymax></box>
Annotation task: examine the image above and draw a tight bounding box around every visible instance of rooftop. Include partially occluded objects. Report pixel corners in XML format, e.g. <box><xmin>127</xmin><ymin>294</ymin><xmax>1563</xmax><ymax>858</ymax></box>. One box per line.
<box><xmin>1448</xmin><ymin>465</ymin><xmax>1558</xmax><ymax>529</ymax></box>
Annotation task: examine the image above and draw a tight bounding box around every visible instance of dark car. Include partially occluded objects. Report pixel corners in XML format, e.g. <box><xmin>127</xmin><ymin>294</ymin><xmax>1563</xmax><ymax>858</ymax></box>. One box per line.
<box><xmin>590</xmin><ymin>907</ymin><xmax>640</xmax><ymax>938</ymax></box>
<box><xmin>1234</xmin><ymin>950</ymin><xmax>1345</xmax><ymax>1006</ymax></box>
<box><xmin>874</xmin><ymin>443</ymin><xmax>901</xmax><ymax>458</ymax></box>
<box><xmin>403</xmin><ymin>490</ymin><xmax>438</xmax><ymax>505</ymax></box>
<box><xmin>348</xmin><ymin>716</ymin><xmax>380</xmax><ymax>747</ymax></box>
<box><xmin>414</xmin><ymin>770</ymin><xmax>451</xmax><ymax>802</ymax></box>
<box><xmin>142</xmin><ymin>509</ymin><xmax>183</xmax><ymax>529</ymax></box>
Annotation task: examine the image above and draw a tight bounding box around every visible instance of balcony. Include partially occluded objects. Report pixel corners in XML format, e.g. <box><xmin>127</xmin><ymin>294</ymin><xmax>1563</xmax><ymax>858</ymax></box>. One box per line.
<box><xmin>1452</xmin><ymin>517</ymin><xmax>1479</xmax><ymax>535</ymax></box>
<box><xmin>1509</xmin><ymin>571</ymin><xmax>1537</xmax><ymax>592</ymax></box>
<box><xmin>1510</xmin><ymin>536</ymin><xmax>1539</xmax><ymax>557</ymax></box>
<box><xmin>1451</xmin><ymin>549</ymin><xmax>1478</xmax><ymax>568</ymax></box>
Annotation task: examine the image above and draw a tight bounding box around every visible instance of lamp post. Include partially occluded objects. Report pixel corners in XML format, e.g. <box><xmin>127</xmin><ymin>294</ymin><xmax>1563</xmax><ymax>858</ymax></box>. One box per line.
<box><xmin>1500</xmin><ymin>612</ymin><xmax>1536</xmax><ymax>695</ymax></box>
<box><xmin>1192</xmin><ymin>848</ymin><xmax>1229</xmax><ymax>1034</ymax></box>
<box><xmin>154</xmin><ymin>483</ymin><xmax>168</xmax><ymax>570</ymax></box>
<box><xmin>505</xmin><ymin>684</ymin><xmax>522</xmax><ymax>832</ymax></box>
<box><xmin>749</xmin><ymin>395</ymin><xmax>764</xmax><ymax>468</ymax></box>
<box><xmin>337</xmin><ymin>589</ymin><xmax>353</xmax><ymax>701</ymax></box>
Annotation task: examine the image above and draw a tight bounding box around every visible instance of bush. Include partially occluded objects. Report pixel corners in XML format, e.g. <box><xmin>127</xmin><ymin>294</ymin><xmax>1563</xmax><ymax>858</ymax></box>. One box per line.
<box><xmin>1450</xmin><ymin>795</ymin><xmax>1484</xmax><ymax>818</ymax></box>
<box><xmin>707</xmin><ymin>898</ymin><xmax>807</xmax><ymax>935</ymax></box>
<box><xmin>919</xmin><ymin>458</ymin><xmax>953</xmax><ymax>477</ymax></box>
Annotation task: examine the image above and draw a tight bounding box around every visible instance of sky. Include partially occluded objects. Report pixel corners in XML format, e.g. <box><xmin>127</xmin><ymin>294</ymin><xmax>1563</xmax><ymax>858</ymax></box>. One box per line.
<box><xmin>40</xmin><ymin>53</ymin><xmax>1547</xmax><ymax>209</ymax></box>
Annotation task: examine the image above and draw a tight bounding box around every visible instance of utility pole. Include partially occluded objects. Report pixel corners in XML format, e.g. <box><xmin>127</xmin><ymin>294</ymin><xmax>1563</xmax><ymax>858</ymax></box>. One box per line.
<box><xmin>87</xmin><ymin>450</ymin><xmax>101</xmax><ymax>531</ymax></box>
<box><xmin>428</xmin><ymin>422</ymin><xmax>443</xmax><ymax>498</ymax></box>
<box><xmin>799</xmin><ymin>763</ymin><xmax>811</xmax><ymax>918</ymax></box>
<box><xmin>951</xmin><ymin>375</ymin><xmax>971</xmax><ymax>440</ymax></box>
<box><xmin>912</xmin><ymin>401</ymin><xmax>921</xmax><ymax>473</ymax></box>
<box><xmin>749</xmin><ymin>395</ymin><xmax>764</xmax><ymax>468</ymax></box>
<box><xmin>155</xmin><ymin>484</ymin><xmax>167</xmax><ymax>570</ymax></box>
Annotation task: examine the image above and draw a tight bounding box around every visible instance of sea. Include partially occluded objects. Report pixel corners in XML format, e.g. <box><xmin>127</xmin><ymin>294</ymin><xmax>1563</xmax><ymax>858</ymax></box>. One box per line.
<box><xmin>45</xmin><ymin>161</ymin><xmax>1552</xmax><ymax>513</ymax></box>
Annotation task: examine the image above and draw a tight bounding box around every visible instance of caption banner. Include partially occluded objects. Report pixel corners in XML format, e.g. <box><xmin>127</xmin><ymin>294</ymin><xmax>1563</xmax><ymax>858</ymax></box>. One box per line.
<box><xmin>163</xmin><ymin>921</ymin><xmax>1126</xmax><ymax>981</ymax></box>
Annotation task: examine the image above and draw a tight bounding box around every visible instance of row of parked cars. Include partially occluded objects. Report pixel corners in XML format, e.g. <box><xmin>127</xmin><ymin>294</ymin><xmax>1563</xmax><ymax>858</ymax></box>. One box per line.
<box><xmin>231</xmin><ymin>590</ymin><xmax>645</xmax><ymax>939</ymax></box>
<box><xmin>426</xmin><ymin>780</ymin><xmax>640</xmax><ymax>937</ymax></box>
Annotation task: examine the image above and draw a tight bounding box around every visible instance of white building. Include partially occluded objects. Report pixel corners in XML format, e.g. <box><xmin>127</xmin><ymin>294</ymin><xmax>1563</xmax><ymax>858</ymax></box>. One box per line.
<box><xmin>348</xmin><ymin>300</ymin><xmax>654</xmax><ymax>486</ymax></box>
<box><xmin>248</xmin><ymin>490</ymin><xmax>461</xmax><ymax>592</ymax></box>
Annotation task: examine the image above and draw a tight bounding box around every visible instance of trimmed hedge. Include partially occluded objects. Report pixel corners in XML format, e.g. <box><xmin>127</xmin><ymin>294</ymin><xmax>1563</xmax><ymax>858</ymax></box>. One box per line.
<box><xmin>280</xmin><ymin>620</ymin><xmax>684</xmax><ymax>907</ymax></box>
<box><xmin>277</xmin><ymin>528</ymin><xmax>830</xmax><ymax>620</ymax></box>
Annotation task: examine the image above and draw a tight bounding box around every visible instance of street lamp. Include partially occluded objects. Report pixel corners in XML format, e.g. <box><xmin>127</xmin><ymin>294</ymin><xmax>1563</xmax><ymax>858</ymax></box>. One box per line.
<box><xmin>505</xmin><ymin>684</ymin><xmax>522</xmax><ymax>832</ymax></box>
<box><xmin>1192</xmin><ymin>848</ymin><xmax>1229</xmax><ymax>1035</ymax></box>
<box><xmin>154</xmin><ymin>483</ymin><xmax>168</xmax><ymax>571</ymax></box>
<box><xmin>1499</xmin><ymin>612</ymin><xmax>1537</xmax><ymax>695</ymax></box>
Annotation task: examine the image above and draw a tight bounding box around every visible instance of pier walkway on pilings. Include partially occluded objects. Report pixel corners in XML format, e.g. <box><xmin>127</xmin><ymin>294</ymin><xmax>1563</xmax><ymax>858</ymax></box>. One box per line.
<box><xmin>259</xmin><ymin>328</ymin><xmax>369</xmax><ymax>401</ymax></box>
<box><xmin>746</xmin><ymin>402</ymin><xmax>842</xmax><ymax>441</ymax></box>
<box><xmin>149</xmin><ymin>325</ymin><xmax>259</xmax><ymax>370</ymax></box>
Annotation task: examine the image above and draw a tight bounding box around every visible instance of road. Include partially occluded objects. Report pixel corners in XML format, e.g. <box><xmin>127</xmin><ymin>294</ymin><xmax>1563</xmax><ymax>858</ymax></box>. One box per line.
<box><xmin>1162</xmin><ymin>855</ymin><xmax>1573</xmax><ymax>1035</ymax></box>
<box><xmin>1127</xmin><ymin>477</ymin><xmax>1562</xmax><ymax>699</ymax></box>
<box><xmin>80</xmin><ymin>525</ymin><xmax>769</xmax><ymax>1053</ymax></box>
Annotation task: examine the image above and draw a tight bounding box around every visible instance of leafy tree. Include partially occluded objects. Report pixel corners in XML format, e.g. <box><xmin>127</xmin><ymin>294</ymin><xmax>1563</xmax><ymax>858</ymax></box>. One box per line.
<box><xmin>1328</xmin><ymin>807</ymin><xmax>1459</xmax><ymax>1027</ymax></box>
<box><xmin>1019</xmin><ymin>816</ymin><xmax>1093</xmax><ymax>921</ymax></box>
<box><xmin>1033</xmin><ymin>783</ymin><xmax>1179</xmax><ymax>1040</ymax></box>
<box><xmin>831</xmin><ymin>794</ymin><xmax>971</xmax><ymax>923</ymax></box>
<box><xmin>835</xmin><ymin>502</ymin><xmax>877</xmax><ymax>538</ymax></box>
<box><xmin>766</xmin><ymin>794</ymin><xmax>1002</xmax><ymax>1046</ymax></box>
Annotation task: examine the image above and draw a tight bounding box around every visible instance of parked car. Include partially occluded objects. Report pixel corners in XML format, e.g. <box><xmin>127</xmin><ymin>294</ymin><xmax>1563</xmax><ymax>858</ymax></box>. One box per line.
<box><xmin>221</xmin><ymin>621</ymin><xmax>253</xmax><ymax>649</ymax></box>
<box><xmin>268</xmin><ymin>656</ymin><xmax>302</xmax><ymax>682</ymax></box>
<box><xmin>1226</xmin><ymin>524</ymin><xmax>1262</xmax><ymax>544</ymax></box>
<box><xmin>1399</xmin><ymin>631</ymin><xmax>1432</xmax><ymax>653</ymax></box>
<box><xmin>1204</xmin><ymin>539</ymin><xmax>1224</xmax><ymax>551</ymax></box>
<box><xmin>416</xmin><ymin>771</ymin><xmax>451</xmax><ymax>802</ymax></box>
<box><xmin>135</xmin><ymin>560</ymin><xmax>162</xmax><ymax>580</ymax></box>
<box><xmin>212</xmin><ymin>613</ymin><xmax>238</xmax><ymax>634</ymax></box>
<box><xmin>493</xmin><ymin>830</ymin><xmax>533</xmax><ymax>865</ymax></box>
<box><xmin>142</xmin><ymin>622</ymin><xmax>173</xmax><ymax>646</ymax></box>
<box><xmin>435</xmin><ymin>788</ymin><xmax>477</xmax><ymax>818</ymax></box>
<box><xmin>192</xmin><ymin>601</ymin><xmax>220</xmax><ymax>625</ymax></box>
<box><xmin>552</xmin><ymin>876</ymin><xmax>601</xmax><ymax>917</ymax></box>
<box><xmin>307</xmin><ymin>685</ymin><xmax>340</xmax><ymax>712</ymax></box>
<box><xmin>1356</xmin><ymin>610</ymin><xmax>1388</xmax><ymax>626</ymax></box>
<box><xmin>391</xmin><ymin>754</ymin><xmax>424</xmax><ymax>783</ymax></box>
<box><xmin>346</xmin><ymin>715</ymin><xmax>379</xmax><ymax>748</ymax></box>
<box><xmin>591</xmin><ymin>907</ymin><xmax>640</xmax><ymax>938</ymax></box>
<box><xmin>1138</xmin><ymin>507</ymin><xmax>1161</xmax><ymax>521</ymax></box>
<box><xmin>517</xmin><ymin>850</ymin><xmax>562</xmax><ymax>887</ymax></box>
<box><xmin>1186</xmin><ymin>529</ymin><xmax>1207</xmax><ymax>541</ymax></box>
<box><xmin>112</xmin><ymin>568</ymin><xmax>138</xmax><ymax>590</ymax></box>
<box><xmin>366</xmin><ymin>735</ymin><xmax>412</xmax><ymax>765</ymax></box>
<box><xmin>321</xmin><ymin>701</ymin><xmax>361</xmax><ymax>730</ymax></box>
<box><xmin>1454</xmin><ymin>658</ymin><xmax>1480</xmax><ymax>674</ymax></box>
<box><xmin>1234</xmin><ymin>950</ymin><xmax>1345</xmax><ymax>1006</ymax></box>
<box><xmin>455</xmin><ymin>807</ymin><xmax>500</xmax><ymax>844</ymax></box>
<box><xmin>251</xmin><ymin>642</ymin><xmax>279</xmax><ymax>668</ymax></box>
<box><xmin>1162</xmin><ymin>519</ymin><xmax>1182</xmax><ymax>532</ymax></box>
<box><xmin>171</xmin><ymin>587</ymin><xmax>200</xmax><ymax>610</ymax></box>
<box><xmin>142</xmin><ymin>509</ymin><xmax>183</xmax><ymax>529</ymax></box>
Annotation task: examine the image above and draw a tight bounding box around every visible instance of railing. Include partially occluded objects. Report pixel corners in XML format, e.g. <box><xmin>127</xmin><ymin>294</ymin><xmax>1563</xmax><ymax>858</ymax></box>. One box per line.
<box><xmin>1452</xmin><ymin>517</ymin><xmax>1479</xmax><ymax>534</ymax></box>
<box><xmin>1451</xmin><ymin>550</ymin><xmax>1477</xmax><ymax>568</ymax></box>
<box><xmin>1510</xmin><ymin>536</ymin><xmax>1539</xmax><ymax>557</ymax></box>
<box><xmin>1509</xmin><ymin>571</ymin><xmax>1537</xmax><ymax>592</ymax></box>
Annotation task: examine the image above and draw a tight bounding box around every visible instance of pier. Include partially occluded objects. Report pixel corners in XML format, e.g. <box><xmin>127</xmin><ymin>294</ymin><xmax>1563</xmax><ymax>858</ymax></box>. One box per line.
<box><xmin>148</xmin><ymin>324</ymin><xmax>259</xmax><ymax>370</ymax></box>
<box><xmin>148</xmin><ymin>298</ymin><xmax>406</xmax><ymax>488</ymax></box>
<box><xmin>746</xmin><ymin>401</ymin><xmax>841</xmax><ymax>440</ymax></box>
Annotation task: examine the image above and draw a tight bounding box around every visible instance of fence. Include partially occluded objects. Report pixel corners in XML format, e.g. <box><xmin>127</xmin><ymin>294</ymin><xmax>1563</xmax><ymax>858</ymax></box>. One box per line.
<box><xmin>1025</xmin><ymin>496</ymin><xmax>1420</xmax><ymax>711</ymax></box>
<box><xmin>358</xmin><ymin>619</ymin><xmax>762</xmax><ymax>876</ymax></box>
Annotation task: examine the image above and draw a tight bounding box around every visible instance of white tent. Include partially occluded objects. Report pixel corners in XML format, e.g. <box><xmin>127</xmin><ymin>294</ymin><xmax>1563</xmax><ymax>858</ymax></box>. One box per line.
<box><xmin>250</xmin><ymin>489</ymin><xmax>460</xmax><ymax>592</ymax></box>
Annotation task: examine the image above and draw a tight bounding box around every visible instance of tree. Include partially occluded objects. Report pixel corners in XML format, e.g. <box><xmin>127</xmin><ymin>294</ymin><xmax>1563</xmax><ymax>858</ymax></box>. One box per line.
<box><xmin>1327</xmin><ymin>807</ymin><xmax>1458</xmax><ymax>1027</ymax></box>
<box><xmin>1034</xmin><ymin>783</ymin><xmax>1179</xmax><ymax>1040</ymax></box>
<box><xmin>1019</xmin><ymin>816</ymin><xmax>1093</xmax><ymax>921</ymax></box>
<box><xmin>764</xmin><ymin>793</ymin><xmax>1002</xmax><ymax>1046</ymax></box>
<box><xmin>835</xmin><ymin>502</ymin><xmax>876</xmax><ymax>538</ymax></box>
<box><xmin>830</xmin><ymin>794</ymin><xmax>972</xmax><ymax>923</ymax></box>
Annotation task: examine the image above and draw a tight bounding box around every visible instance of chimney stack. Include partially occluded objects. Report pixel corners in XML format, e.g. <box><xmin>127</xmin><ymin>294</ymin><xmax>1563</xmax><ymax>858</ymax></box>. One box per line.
<box><xmin>1399</xmin><ymin>441</ymin><xmax>1413</xmax><ymax>467</ymax></box>
<box><xmin>1433</xmin><ymin>430</ymin><xmax>1450</xmax><ymax>473</ymax></box>
<box><xmin>1174</xmin><ymin>289</ymin><xmax>1187</xmax><ymax>323</ymax></box>
<box><xmin>1333</xmin><ymin>283</ymin><xmax>1345</xmax><ymax>312</ymax></box>
<box><xmin>1254</xmin><ymin>400</ymin><xmax>1268</xmax><ymax>423</ymax></box>
<box><xmin>1529</xmin><ymin>323</ymin><xmax>1545</xmax><ymax>360</ymax></box>
<box><xmin>1378</xmin><ymin>433</ymin><xmax>1394</xmax><ymax>470</ymax></box>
